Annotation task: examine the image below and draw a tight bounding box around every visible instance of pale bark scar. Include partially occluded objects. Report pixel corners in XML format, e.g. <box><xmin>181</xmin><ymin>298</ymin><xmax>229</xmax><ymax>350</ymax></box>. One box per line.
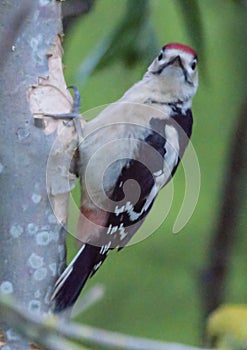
<box><xmin>27</xmin><ymin>34</ymin><xmax>84</xmax><ymax>225</ymax></box>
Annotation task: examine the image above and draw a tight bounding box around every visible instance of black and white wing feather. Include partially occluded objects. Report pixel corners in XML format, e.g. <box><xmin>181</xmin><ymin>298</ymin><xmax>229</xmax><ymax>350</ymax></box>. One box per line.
<box><xmin>52</xmin><ymin>109</ymin><xmax>193</xmax><ymax>313</ymax></box>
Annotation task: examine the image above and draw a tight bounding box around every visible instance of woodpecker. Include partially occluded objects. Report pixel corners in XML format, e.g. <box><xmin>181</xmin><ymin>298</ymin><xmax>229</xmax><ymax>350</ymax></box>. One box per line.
<box><xmin>51</xmin><ymin>43</ymin><xmax>199</xmax><ymax>313</ymax></box>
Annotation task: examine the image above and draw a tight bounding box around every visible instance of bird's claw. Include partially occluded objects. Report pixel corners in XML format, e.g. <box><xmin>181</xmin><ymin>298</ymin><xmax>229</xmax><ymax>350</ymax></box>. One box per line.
<box><xmin>44</xmin><ymin>85</ymin><xmax>84</xmax><ymax>142</ymax></box>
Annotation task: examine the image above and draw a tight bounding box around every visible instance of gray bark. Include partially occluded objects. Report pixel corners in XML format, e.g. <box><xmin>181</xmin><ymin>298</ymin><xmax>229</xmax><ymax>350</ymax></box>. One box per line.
<box><xmin>0</xmin><ymin>1</ymin><xmax>68</xmax><ymax>349</ymax></box>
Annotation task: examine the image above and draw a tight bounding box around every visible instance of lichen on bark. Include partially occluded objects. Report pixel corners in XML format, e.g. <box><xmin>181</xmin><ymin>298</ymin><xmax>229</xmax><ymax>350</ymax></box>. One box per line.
<box><xmin>0</xmin><ymin>1</ymin><xmax>81</xmax><ymax>349</ymax></box>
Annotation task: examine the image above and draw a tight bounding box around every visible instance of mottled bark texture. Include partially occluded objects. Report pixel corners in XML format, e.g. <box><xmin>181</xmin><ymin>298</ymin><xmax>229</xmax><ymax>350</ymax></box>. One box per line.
<box><xmin>0</xmin><ymin>1</ymin><xmax>78</xmax><ymax>349</ymax></box>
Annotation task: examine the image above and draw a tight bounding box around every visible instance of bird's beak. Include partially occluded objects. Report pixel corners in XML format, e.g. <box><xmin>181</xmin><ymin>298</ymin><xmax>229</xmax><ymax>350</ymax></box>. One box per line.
<box><xmin>170</xmin><ymin>55</ymin><xmax>194</xmax><ymax>86</ymax></box>
<box><xmin>170</xmin><ymin>55</ymin><xmax>183</xmax><ymax>68</ymax></box>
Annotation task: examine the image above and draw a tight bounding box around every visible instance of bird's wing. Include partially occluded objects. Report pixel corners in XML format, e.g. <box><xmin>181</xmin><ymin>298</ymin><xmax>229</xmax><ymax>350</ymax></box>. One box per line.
<box><xmin>51</xmin><ymin>110</ymin><xmax>193</xmax><ymax>313</ymax></box>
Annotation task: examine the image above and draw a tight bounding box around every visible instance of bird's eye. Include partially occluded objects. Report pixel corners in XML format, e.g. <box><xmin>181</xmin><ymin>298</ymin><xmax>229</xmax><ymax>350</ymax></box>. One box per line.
<box><xmin>158</xmin><ymin>52</ymin><xmax>163</xmax><ymax>61</ymax></box>
<box><xmin>191</xmin><ymin>59</ymin><xmax>197</xmax><ymax>70</ymax></box>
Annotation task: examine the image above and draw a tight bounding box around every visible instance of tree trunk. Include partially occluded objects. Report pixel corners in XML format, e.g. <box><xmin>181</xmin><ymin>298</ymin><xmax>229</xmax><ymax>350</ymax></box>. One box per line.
<box><xmin>0</xmin><ymin>1</ymin><xmax>77</xmax><ymax>349</ymax></box>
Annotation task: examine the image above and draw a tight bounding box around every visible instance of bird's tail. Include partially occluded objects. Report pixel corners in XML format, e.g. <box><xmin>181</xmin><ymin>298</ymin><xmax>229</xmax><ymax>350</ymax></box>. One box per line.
<box><xmin>51</xmin><ymin>243</ymin><xmax>107</xmax><ymax>313</ymax></box>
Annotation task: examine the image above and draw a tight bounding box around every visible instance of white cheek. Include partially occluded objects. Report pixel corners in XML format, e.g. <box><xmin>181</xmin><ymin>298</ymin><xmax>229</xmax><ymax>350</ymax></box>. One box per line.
<box><xmin>187</xmin><ymin>66</ymin><xmax>195</xmax><ymax>75</ymax></box>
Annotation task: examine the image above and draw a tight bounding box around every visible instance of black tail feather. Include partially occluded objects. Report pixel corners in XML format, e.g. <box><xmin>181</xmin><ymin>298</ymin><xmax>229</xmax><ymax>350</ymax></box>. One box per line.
<box><xmin>52</xmin><ymin>244</ymin><xmax>108</xmax><ymax>313</ymax></box>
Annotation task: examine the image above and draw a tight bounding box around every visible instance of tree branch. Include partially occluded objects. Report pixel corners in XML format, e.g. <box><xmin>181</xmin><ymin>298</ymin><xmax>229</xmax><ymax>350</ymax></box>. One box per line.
<box><xmin>0</xmin><ymin>295</ymin><xmax>210</xmax><ymax>350</ymax></box>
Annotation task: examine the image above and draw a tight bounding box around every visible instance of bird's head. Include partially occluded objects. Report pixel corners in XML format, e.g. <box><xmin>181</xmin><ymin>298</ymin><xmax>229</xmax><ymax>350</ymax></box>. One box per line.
<box><xmin>146</xmin><ymin>43</ymin><xmax>199</xmax><ymax>102</ymax></box>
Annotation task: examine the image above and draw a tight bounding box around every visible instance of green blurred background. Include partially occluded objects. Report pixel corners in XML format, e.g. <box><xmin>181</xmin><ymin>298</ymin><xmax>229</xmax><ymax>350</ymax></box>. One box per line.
<box><xmin>62</xmin><ymin>0</ymin><xmax>247</xmax><ymax>347</ymax></box>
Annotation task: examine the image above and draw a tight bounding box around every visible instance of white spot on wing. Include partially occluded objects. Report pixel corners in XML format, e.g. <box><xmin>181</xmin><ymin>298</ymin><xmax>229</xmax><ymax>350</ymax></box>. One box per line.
<box><xmin>143</xmin><ymin>185</ymin><xmax>157</xmax><ymax>211</ymax></box>
<box><xmin>93</xmin><ymin>261</ymin><xmax>102</xmax><ymax>272</ymax></box>
<box><xmin>116</xmin><ymin>197</ymin><xmax>155</xmax><ymax>223</ymax></box>
<box><xmin>153</xmin><ymin>169</ymin><xmax>163</xmax><ymax>177</ymax></box>
<box><xmin>107</xmin><ymin>224</ymin><xmax>118</xmax><ymax>235</ymax></box>
<box><xmin>100</xmin><ymin>241</ymin><xmax>111</xmax><ymax>255</ymax></box>
<box><xmin>106</xmin><ymin>222</ymin><xmax>128</xmax><ymax>241</ymax></box>
<box><xmin>125</xmin><ymin>188</ymin><xmax>157</xmax><ymax>221</ymax></box>
<box><xmin>119</xmin><ymin>223</ymin><xmax>128</xmax><ymax>240</ymax></box>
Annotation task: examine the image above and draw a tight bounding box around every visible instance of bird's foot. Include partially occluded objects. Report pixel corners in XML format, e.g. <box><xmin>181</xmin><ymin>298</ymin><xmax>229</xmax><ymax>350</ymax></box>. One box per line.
<box><xmin>45</xmin><ymin>86</ymin><xmax>84</xmax><ymax>142</ymax></box>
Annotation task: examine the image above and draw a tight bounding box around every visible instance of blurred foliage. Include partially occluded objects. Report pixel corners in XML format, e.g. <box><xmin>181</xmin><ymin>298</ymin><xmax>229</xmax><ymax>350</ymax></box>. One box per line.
<box><xmin>206</xmin><ymin>304</ymin><xmax>247</xmax><ymax>349</ymax></box>
<box><xmin>175</xmin><ymin>0</ymin><xmax>204</xmax><ymax>63</ymax></box>
<box><xmin>75</xmin><ymin>0</ymin><xmax>205</xmax><ymax>84</ymax></box>
<box><xmin>233</xmin><ymin>0</ymin><xmax>247</xmax><ymax>6</ymax></box>
<box><xmin>200</xmin><ymin>96</ymin><xmax>247</xmax><ymax>321</ymax></box>
<box><xmin>63</xmin><ymin>0</ymin><xmax>247</xmax><ymax>348</ymax></box>
<box><xmin>76</xmin><ymin>0</ymin><xmax>158</xmax><ymax>84</ymax></box>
